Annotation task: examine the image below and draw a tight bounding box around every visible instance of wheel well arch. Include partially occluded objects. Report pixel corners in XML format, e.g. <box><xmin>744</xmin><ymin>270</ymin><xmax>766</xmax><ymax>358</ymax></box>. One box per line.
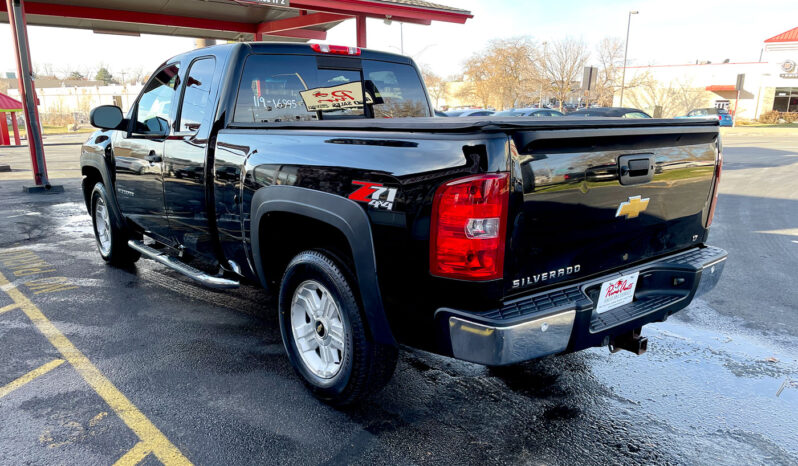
<box><xmin>80</xmin><ymin>154</ymin><xmax>129</xmax><ymax>232</ymax></box>
<box><xmin>259</xmin><ymin>211</ymin><xmax>355</xmax><ymax>287</ymax></box>
<box><xmin>81</xmin><ymin>165</ymin><xmax>104</xmax><ymax>212</ymax></box>
<box><xmin>250</xmin><ymin>185</ymin><xmax>396</xmax><ymax>346</ymax></box>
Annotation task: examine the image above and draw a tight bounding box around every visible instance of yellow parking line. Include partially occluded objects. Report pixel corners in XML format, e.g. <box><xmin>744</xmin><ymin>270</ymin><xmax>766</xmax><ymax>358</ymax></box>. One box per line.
<box><xmin>0</xmin><ymin>271</ymin><xmax>192</xmax><ymax>466</ymax></box>
<box><xmin>114</xmin><ymin>441</ymin><xmax>153</xmax><ymax>466</ymax></box>
<box><xmin>0</xmin><ymin>358</ymin><xmax>65</xmax><ymax>399</ymax></box>
<box><xmin>0</xmin><ymin>303</ymin><xmax>20</xmax><ymax>315</ymax></box>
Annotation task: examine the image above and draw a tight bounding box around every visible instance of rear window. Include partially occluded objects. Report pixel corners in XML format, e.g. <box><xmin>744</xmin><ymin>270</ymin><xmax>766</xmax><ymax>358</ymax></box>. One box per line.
<box><xmin>233</xmin><ymin>54</ymin><xmax>430</xmax><ymax>123</ymax></box>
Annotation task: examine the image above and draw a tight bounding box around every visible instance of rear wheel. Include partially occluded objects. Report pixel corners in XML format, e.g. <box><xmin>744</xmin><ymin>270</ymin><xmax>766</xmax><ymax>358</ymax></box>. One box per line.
<box><xmin>90</xmin><ymin>182</ymin><xmax>140</xmax><ymax>265</ymax></box>
<box><xmin>278</xmin><ymin>250</ymin><xmax>397</xmax><ymax>406</ymax></box>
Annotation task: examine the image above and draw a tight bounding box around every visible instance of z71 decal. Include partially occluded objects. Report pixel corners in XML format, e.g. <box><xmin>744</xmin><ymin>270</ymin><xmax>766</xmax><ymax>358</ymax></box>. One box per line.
<box><xmin>349</xmin><ymin>181</ymin><xmax>398</xmax><ymax>210</ymax></box>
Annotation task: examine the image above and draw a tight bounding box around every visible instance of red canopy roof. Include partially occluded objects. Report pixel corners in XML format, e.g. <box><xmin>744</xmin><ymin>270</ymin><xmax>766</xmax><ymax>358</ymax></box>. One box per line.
<box><xmin>0</xmin><ymin>92</ymin><xmax>23</xmax><ymax>112</ymax></box>
<box><xmin>765</xmin><ymin>26</ymin><xmax>798</xmax><ymax>43</ymax></box>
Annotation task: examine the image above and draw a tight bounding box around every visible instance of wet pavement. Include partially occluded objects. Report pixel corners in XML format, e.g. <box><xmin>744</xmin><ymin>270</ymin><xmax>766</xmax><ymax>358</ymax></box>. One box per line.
<box><xmin>0</xmin><ymin>134</ymin><xmax>796</xmax><ymax>465</ymax></box>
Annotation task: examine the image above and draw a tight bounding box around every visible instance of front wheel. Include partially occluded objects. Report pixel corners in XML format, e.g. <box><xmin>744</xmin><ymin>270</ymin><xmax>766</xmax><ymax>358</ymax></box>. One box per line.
<box><xmin>278</xmin><ymin>250</ymin><xmax>397</xmax><ymax>406</ymax></box>
<box><xmin>90</xmin><ymin>182</ymin><xmax>140</xmax><ymax>265</ymax></box>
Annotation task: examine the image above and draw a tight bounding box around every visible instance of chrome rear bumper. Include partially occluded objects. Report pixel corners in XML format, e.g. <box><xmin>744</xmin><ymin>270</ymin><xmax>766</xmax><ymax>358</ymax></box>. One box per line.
<box><xmin>439</xmin><ymin>246</ymin><xmax>727</xmax><ymax>366</ymax></box>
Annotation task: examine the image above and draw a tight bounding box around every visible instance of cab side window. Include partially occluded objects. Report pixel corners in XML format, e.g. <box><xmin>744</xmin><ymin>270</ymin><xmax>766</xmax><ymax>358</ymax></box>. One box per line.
<box><xmin>135</xmin><ymin>64</ymin><xmax>180</xmax><ymax>134</ymax></box>
<box><xmin>178</xmin><ymin>58</ymin><xmax>216</xmax><ymax>133</ymax></box>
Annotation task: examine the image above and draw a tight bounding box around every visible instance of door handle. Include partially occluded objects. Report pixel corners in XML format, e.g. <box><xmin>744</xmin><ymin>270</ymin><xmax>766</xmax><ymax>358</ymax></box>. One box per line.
<box><xmin>145</xmin><ymin>152</ymin><xmax>162</xmax><ymax>163</ymax></box>
<box><xmin>618</xmin><ymin>154</ymin><xmax>654</xmax><ymax>185</ymax></box>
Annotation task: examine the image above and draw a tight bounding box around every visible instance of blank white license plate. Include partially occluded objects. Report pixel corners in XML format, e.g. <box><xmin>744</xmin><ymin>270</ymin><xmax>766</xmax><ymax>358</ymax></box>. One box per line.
<box><xmin>595</xmin><ymin>272</ymin><xmax>639</xmax><ymax>314</ymax></box>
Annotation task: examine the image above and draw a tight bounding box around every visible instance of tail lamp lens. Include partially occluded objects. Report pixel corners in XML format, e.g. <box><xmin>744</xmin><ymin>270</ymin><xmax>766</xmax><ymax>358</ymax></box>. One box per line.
<box><xmin>430</xmin><ymin>173</ymin><xmax>509</xmax><ymax>280</ymax></box>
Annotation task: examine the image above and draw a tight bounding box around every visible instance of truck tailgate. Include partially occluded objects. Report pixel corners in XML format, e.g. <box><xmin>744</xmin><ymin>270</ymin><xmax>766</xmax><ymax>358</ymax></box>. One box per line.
<box><xmin>505</xmin><ymin>126</ymin><xmax>719</xmax><ymax>296</ymax></box>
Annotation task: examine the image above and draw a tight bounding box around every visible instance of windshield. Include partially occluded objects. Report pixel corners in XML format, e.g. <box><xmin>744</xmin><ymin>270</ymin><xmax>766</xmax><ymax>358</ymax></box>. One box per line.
<box><xmin>233</xmin><ymin>54</ymin><xmax>430</xmax><ymax>123</ymax></box>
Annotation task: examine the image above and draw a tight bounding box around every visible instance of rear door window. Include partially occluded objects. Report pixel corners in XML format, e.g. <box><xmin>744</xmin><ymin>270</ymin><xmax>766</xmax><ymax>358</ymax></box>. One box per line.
<box><xmin>234</xmin><ymin>54</ymin><xmax>430</xmax><ymax>123</ymax></box>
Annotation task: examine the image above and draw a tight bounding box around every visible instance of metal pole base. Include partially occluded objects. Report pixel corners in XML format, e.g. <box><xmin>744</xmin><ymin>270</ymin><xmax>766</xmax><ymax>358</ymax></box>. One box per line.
<box><xmin>22</xmin><ymin>184</ymin><xmax>64</xmax><ymax>193</ymax></box>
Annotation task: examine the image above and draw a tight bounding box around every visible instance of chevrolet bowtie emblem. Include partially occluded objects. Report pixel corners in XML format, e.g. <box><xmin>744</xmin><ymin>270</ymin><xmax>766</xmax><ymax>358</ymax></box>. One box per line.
<box><xmin>616</xmin><ymin>196</ymin><xmax>650</xmax><ymax>219</ymax></box>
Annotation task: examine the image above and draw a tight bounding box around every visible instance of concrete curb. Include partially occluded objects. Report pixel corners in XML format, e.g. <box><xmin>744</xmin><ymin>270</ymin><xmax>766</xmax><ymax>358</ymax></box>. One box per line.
<box><xmin>22</xmin><ymin>184</ymin><xmax>65</xmax><ymax>194</ymax></box>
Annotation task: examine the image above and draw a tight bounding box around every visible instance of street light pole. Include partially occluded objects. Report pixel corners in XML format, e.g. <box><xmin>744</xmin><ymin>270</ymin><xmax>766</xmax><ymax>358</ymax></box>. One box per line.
<box><xmin>400</xmin><ymin>22</ymin><xmax>404</xmax><ymax>55</ymax></box>
<box><xmin>619</xmin><ymin>10</ymin><xmax>638</xmax><ymax>107</ymax></box>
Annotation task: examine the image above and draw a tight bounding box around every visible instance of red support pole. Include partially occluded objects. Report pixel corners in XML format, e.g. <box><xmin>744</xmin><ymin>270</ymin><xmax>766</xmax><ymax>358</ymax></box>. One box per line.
<box><xmin>0</xmin><ymin>112</ymin><xmax>9</xmax><ymax>145</ymax></box>
<box><xmin>11</xmin><ymin>112</ymin><xmax>21</xmax><ymax>145</ymax></box>
<box><xmin>7</xmin><ymin>0</ymin><xmax>49</xmax><ymax>186</ymax></box>
<box><xmin>356</xmin><ymin>15</ymin><xmax>367</xmax><ymax>48</ymax></box>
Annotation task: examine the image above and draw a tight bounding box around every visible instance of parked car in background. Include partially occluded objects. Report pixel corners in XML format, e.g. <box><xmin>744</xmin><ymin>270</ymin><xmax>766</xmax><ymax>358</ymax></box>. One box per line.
<box><xmin>445</xmin><ymin>109</ymin><xmax>495</xmax><ymax>117</ymax></box>
<box><xmin>493</xmin><ymin>108</ymin><xmax>564</xmax><ymax>117</ymax></box>
<box><xmin>676</xmin><ymin>108</ymin><xmax>733</xmax><ymax>126</ymax></box>
<box><xmin>568</xmin><ymin>107</ymin><xmax>652</xmax><ymax>118</ymax></box>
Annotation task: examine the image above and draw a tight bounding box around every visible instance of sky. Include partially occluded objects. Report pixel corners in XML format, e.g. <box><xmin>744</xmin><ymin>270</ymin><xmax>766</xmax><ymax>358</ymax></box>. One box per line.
<box><xmin>0</xmin><ymin>0</ymin><xmax>796</xmax><ymax>79</ymax></box>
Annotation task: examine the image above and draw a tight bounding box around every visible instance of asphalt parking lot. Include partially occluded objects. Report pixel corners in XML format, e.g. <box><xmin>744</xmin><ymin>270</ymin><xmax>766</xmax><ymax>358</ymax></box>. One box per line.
<box><xmin>0</xmin><ymin>131</ymin><xmax>796</xmax><ymax>465</ymax></box>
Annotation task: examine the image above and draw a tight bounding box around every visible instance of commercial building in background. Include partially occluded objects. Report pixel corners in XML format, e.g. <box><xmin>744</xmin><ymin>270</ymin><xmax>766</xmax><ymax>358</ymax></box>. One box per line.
<box><xmin>2</xmin><ymin>78</ymin><xmax>143</xmax><ymax>111</ymax></box>
<box><xmin>2</xmin><ymin>78</ymin><xmax>143</xmax><ymax>128</ymax></box>
<box><xmin>618</xmin><ymin>26</ymin><xmax>798</xmax><ymax>120</ymax></box>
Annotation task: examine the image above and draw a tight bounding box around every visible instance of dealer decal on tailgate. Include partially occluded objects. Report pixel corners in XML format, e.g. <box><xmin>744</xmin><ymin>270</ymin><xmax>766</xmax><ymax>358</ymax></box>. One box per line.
<box><xmin>349</xmin><ymin>181</ymin><xmax>398</xmax><ymax>210</ymax></box>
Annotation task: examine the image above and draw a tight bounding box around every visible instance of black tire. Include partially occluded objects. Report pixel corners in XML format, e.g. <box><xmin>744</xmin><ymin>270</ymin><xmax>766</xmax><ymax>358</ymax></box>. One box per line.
<box><xmin>90</xmin><ymin>182</ymin><xmax>140</xmax><ymax>265</ymax></box>
<box><xmin>278</xmin><ymin>250</ymin><xmax>397</xmax><ymax>406</ymax></box>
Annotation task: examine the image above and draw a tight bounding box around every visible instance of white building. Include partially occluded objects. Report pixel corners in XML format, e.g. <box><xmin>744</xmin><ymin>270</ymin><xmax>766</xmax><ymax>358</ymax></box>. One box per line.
<box><xmin>617</xmin><ymin>26</ymin><xmax>798</xmax><ymax>119</ymax></box>
<box><xmin>5</xmin><ymin>80</ymin><xmax>143</xmax><ymax>117</ymax></box>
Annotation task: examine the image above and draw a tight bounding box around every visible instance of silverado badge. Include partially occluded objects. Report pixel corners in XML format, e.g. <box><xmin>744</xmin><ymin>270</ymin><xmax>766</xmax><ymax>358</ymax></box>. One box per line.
<box><xmin>615</xmin><ymin>195</ymin><xmax>650</xmax><ymax>219</ymax></box>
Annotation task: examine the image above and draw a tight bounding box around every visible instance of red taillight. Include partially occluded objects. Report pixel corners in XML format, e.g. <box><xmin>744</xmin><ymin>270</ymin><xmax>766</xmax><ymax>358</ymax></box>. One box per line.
<box><xmin>718</xmin><ymin>115</ymin><xmax>722</xmax><ymax>121</ymax></box>
<box><xmin>707</xmin><ymin>143</ymin><xmax>723</xmax><ymax>226</ymax></box>
<box><xmin>430</xmin><ymin>173</ymin><xmax>509</xmax><ymax>280</ymax></box>
<box><xmin>310</xmin><ymin>43</ymin><xmax>361</xmax><ymax>55</ymax></box>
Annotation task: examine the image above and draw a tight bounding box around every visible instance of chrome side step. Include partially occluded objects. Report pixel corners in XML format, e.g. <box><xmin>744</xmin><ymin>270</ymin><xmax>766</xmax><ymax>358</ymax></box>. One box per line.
<box><xmin>128</xmin><ymin>240</ymin><xmax>240</xmax><ymax>289</ymax></box>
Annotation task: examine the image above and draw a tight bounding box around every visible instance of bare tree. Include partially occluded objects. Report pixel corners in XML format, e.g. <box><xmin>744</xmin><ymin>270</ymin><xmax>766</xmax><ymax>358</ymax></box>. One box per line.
<box><xmin>460</xmin><ymin>52</ymin><xmax>496</xmax><ymax>109</ymax></box>
<box><xmin>593</xmin><ymin>37</ymin><xmax>624</xmax><ymax>107</ymax></box>
<box><xmin>489</xmin><ymin>37</ymin><xmax>538</xmax><ymax>109</ymax></box>
<box><xmin>421</xmin><ymin>67</ymin><xmax>448</xmax><ymax>109</ymax></box>
<box><xmin>126</xmin><ymin>66</ymin><xmax>148</xmax><ymax>85</ymax></box>
<box><xmin>33</xmin><ymin>62</ymin><xmax>58</xmax><ymax>79</ymax></box>
<box><xmin>542</xmin><ymin>38</ymin><xmax>590</xmax><ymax>111</ymax></box>
<box><xmin>459</xmin><ymin>37</ymin><xmax>539</xmax><ymax>110</ymax></box>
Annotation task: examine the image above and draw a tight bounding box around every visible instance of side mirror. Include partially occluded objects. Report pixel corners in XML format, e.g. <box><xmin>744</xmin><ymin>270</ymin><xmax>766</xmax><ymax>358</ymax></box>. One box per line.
<box><xmin>90</xmin><ymin>105</ymin><xmax>126</xmax><ymax>130</ymax></box>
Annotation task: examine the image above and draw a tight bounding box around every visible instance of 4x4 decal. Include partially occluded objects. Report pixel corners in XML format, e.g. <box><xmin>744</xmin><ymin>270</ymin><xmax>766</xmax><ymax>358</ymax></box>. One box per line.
<box><xmin>349</xmin><ymin>181</ymin><xmax>398</xmax><ymax>210</ymax></box>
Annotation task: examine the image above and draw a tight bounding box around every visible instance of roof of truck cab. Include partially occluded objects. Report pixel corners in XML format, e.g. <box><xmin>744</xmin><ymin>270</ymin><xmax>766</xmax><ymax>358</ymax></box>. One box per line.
<box><xmin>165</xmin><ymin>42</ymin><xmax>413</xmax><ymax>65</ymax></box>
<box><xmin>245</xmin><ymin>42</ymin><xmax>413</xmax><ymax>62</ymax></box>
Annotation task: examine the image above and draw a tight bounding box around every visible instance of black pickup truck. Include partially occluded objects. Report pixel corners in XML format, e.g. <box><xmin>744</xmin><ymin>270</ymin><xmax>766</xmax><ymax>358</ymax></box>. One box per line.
<box><xmin>81</xmin><ymin>42</ymin><xmax>727</xmax><ymax>405</ymax></box>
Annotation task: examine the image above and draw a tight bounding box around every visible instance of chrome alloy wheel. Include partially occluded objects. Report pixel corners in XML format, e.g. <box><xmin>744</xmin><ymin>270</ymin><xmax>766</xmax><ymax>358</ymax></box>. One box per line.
<box><xmin>290</xmin><ymin>280</ymin><xmax>347</xmax><ymax>379</ymax></box>
<box><xmin>94</xmin><ymin>197</ymin><xmax>112</xmax><ymax>256</ymax></box>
